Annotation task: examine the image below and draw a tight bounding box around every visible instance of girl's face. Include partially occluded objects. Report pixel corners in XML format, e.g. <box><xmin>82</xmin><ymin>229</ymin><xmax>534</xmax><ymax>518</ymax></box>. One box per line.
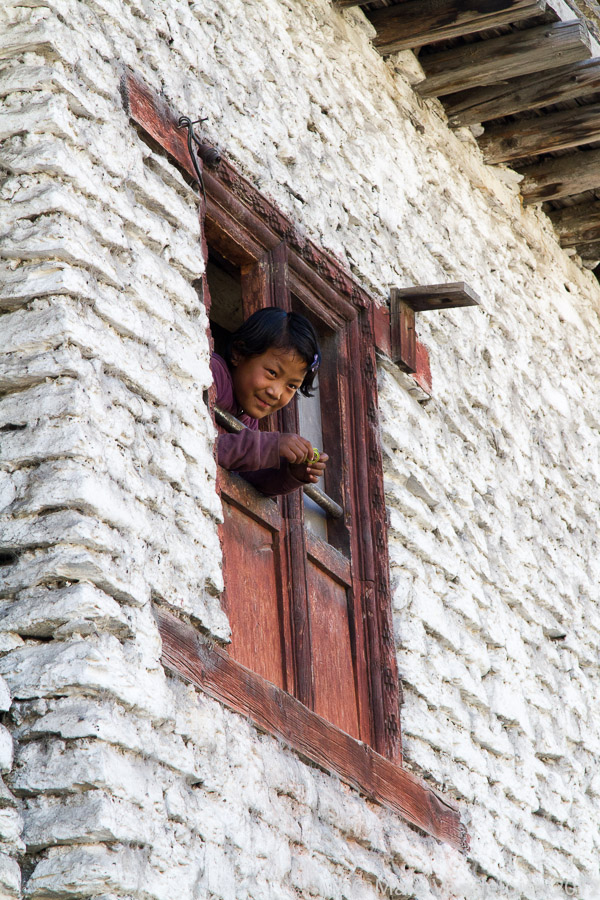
<box><xmin>230</xmin><ymin>347</ymin><xmax>308</xmax><ymax>419</ymax></box>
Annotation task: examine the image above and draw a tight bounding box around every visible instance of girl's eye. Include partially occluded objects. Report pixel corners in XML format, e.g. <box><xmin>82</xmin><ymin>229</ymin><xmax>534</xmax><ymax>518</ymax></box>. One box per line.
<box><xmin>288</xmin><ymin>385</ymin><xmax>298</xmax><ymax>392</ymax></box>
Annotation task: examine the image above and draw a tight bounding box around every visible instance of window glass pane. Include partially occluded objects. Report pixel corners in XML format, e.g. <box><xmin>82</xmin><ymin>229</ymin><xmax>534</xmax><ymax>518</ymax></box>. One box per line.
<box><xmin>297</xmin><ymin>384</ymin><xmax>327</xmax><ymax>539</ymax></box>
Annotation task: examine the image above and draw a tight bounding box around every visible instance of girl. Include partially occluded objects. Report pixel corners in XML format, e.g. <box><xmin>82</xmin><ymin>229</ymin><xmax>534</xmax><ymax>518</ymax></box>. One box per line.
<box><xmin>210</xmin><ymin>307</ymin><xmax>328</xmax><ymax>497</ymax></box>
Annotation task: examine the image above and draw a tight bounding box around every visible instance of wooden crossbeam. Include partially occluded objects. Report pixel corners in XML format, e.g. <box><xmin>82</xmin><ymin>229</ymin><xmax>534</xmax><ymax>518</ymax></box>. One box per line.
<box><xmin>416</xmin><ymin>21</ymin><xmax>591</xmax><ymax>97</ymax></box>
<box><xmin>479</xmin><ymin>103</ymin><xmax>600</xmax><ymax>163</ymax></box>
<box><xmin>370</xmin><ymin>0</ymin><xmax>546</xmax><ymax>55</ymax></box>
<box><xmin>549</xmin><ymin>201</ymin><xmax>600</xmax><ymax>246</ymax></box>
<box><xmin>445</xmin><ymin>59</ymin><xmax>600</xmax><ymax>126</ymax></box>
<box><xmin>519</xmin><ymin>148</ymin><xmax>600</xmax><ymax>203</ymax></box>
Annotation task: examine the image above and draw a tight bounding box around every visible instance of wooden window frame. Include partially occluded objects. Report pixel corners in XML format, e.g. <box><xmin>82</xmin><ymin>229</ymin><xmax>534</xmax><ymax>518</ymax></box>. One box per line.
<box><xmin>122</xmin><ymin>70</ymin><xmax>468</xmax><ymax>852</ymax></box>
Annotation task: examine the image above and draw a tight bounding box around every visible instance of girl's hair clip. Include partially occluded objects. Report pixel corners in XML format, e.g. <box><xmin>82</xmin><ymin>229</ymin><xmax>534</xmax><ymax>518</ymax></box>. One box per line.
<box><xmin>311</xmin><ymin>353</ymin><xmax>320</xmax><ymax>373</ymax></box>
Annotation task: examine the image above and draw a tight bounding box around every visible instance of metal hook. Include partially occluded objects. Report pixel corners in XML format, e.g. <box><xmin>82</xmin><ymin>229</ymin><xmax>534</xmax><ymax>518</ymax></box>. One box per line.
<box><xmin>178</xmin><ymin>115</ymin><xmax>207</xmax><ymax>204</ymax></box>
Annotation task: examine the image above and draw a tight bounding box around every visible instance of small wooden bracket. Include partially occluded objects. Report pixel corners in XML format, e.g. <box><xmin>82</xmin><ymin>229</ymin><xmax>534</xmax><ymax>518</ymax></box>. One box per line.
<box><xmin>390</xmin><ymin>282</ymin><xmax>480</xmax><ymax>373</ymax></box>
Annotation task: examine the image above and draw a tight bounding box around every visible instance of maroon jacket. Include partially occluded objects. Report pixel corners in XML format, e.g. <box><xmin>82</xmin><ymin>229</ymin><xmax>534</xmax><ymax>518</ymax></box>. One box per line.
<box><xmin>211</xmin><ymin>353</ymin><xmax>304</xmax><ymax>497</ymax></box>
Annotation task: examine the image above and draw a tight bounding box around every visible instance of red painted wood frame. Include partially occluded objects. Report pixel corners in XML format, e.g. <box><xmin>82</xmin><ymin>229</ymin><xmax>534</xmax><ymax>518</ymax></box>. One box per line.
<box><xmin>122</xmin><ymin>70</ymin><xmax>468</xmax><ymax>852</ymax></box>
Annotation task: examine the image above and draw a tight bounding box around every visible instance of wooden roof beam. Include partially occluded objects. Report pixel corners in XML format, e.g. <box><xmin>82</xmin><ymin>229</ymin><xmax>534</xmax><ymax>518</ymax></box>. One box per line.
<box><xmin>444</xmin><ymin>58</ymin><xmax>600</xmax><ymax>127</ymax></box>
<box><xmin>575</xmin><ymin>240</ymin><xmax>600</xmax><ymax>260</ymax></box>
<box><xmin>478</xmin><ymin>102</ymin><xmax>600</xmax><ymax>163</ymax></box>
<box><xmin>334</xmin><ymin>0</ymin><xmax>371</xmax><ymax>7</ymax></box>
<box><xmin>519</xmin><ymin>148</ymin><xmax>600</xmax><ymax>203</ymax></box>
<box><xmin>549</xmin><ymin>201</ymin><xmax>600</xmax><ymax>246</ymax></box>
<box><xmin>416</xmin><ymin>20</ymin><xmax>591</xmax><ymax>97</ymax></box>
<box><xmin>370</xmin><ymin>0</ymin><xmax>546</xmax><ymax>55</ymax></box>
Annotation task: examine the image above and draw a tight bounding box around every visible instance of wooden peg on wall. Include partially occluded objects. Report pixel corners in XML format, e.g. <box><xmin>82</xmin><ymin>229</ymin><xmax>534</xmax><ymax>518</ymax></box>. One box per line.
<box><xmin>390</xmin><ymin>283</ymin><xmax>480</xmax><ymax>374</ymax></box>
<box><xmin>391</xmin><ymin>297</ymin><xmax>417</xmax><ymax>373</ymax></box>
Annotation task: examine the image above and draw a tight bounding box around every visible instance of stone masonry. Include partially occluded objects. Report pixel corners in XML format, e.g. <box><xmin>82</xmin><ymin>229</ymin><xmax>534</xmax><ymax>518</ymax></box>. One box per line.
<box><xmin>1</xmin><ymin>0</ymin><xmax>600</xmax><ymax>898</ymax></box>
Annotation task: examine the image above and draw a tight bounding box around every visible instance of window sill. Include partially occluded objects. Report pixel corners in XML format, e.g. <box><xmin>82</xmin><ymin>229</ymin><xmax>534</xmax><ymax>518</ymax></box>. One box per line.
<box><xmin>156</xmin><ymin>606</ymin><xmax>468</xmax><ymax>853</ymax></box>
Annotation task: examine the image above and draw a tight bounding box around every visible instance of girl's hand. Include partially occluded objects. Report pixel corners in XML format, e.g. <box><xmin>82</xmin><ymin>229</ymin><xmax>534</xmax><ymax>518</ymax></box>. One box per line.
<box><xmin>279</xmin><ymin>433</ymin><xmax>314</xmax><ymax>465</ymax></box>
<box><xmin>296</xmin><ymin>452</ymin><xmax>328</xmax><ymax>485</ymax></box>
<box><xmin>280</xmin><ymin>434</ymin><xmax>328</xmax><ymax>484</ymax></box>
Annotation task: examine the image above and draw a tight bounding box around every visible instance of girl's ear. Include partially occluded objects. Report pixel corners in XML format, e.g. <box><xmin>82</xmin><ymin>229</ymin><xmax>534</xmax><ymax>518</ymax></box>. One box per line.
<box><xmin>230</xmin><ymin>345</ymin><xmax>241</xmax><ymax>366</ymax></box>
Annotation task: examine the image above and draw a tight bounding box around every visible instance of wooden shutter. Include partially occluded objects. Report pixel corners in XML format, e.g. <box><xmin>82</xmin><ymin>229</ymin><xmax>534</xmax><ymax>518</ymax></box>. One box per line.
<box><xmin>218</xmin><ymin>470</ymin><xmax>293</xmax><ymax>691</ymax></box>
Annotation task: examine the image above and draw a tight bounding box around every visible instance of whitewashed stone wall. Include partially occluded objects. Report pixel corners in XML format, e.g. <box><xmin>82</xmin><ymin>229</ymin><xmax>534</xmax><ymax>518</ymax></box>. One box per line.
<box><xmin>1</xmin><ymin>0</ymin><xmax>600</xmax><ymax>898</ymax></box>
<box><xmin>0</xmin><ymin>676</ymin><xmax>22</xmax><ymax>900</ymax></box>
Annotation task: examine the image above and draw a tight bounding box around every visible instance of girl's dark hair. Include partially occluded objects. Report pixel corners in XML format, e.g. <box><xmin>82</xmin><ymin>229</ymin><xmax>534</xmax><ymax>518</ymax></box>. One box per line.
<box><xmin>226</xmin><ymin>307</ymin><xmax>321</xmax><ymax>397</ymax></box>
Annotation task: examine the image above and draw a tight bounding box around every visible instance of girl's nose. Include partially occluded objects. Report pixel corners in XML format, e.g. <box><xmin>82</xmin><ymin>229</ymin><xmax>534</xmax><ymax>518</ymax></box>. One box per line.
<box><xmin>266</xmin><ymin>384</ymin><xmax>281</xmax><ymax>399</ymax></box>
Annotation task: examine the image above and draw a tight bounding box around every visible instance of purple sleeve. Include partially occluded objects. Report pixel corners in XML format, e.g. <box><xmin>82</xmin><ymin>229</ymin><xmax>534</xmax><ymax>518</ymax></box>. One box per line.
<box><xmin>217</xmin><ymin>430</ymin><xmax>281</xmax><ymax>472</ymax></box>
<box><xmin>242</xmin><ymin>463</ymin><xmax>306</xmax><ymax>498</ymax></box>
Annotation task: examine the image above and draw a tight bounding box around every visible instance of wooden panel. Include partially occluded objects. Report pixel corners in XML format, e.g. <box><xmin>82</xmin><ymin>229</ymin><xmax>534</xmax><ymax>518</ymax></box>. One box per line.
<box><xmin>445</xmin><ymin>59</ymin><xmax>600</xmax><ymax>127</ymax></box>
<box><xmin>221</xmin><ymin>500</ymin><xmax>287</xmax><ymax>689</ymax></box>
<box><xmin>416</xmin><ymin>21</ymin><xmax>591</xmax><ymax>98</ymax></box>
<box><xmin>479</xmin><ymin>102</ymin><xmax>600</xmax><ymax>163</ymax></box>
<box><xmin>156</xmin><ymin>607</ymin><xmax>468</xmax><ymax>853</ymax></box>
<box><xmin>520</xmin><ymin>148</ymin><xmax>600</xmax><ymax>204</ymax></box>
<box><xmin>307</xmin><ymin>558</ymin><xmax>360</xmax><ymax>739</ymax></box>
<box><xmin>370</xmin><ymin>0</ymin><xmax>546</xmax><ymax>55</ymax></box>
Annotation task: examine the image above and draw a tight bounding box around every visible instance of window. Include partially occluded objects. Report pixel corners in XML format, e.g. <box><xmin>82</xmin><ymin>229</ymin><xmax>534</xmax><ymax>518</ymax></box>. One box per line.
<box><xmin>123</xmin><ymin>69</ymin><xmax>467</xmax><ymax>851</ymax></box>
<box><xmin>206</xmin><ymin>246</ymin><xmax>376</xmax><ymax>745</ymax></box>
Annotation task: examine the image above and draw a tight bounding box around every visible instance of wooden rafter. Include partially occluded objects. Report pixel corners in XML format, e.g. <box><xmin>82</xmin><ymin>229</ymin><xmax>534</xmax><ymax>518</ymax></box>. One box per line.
<box><xmin>370</xmin><ymin>0</ymin><xmax>546</xmax><ymax>55</ymax></box>
<box><xmin>479</xmin><ymin>102</ymin><xmax>600</xmax><ymax>163</ymax></box>
<box><xmin>444</xmin><ymin>58</ymin><xmax>600</xmax><ymax>127</ymax></box>
<box><xmin>416</xmin><ymin>21</ymin><xmax>591</xmax><ymax>97</ymax></box>
<box><xmin>519</xmin><ymin>148</ymin><xmax>600</xmax><ymax>203</ymax></box>
<box><xmin>549</xmin><ymin>201</ymin><xmax>600</xmax><ymax>245</ymax></box>
<box><xmin>576</xmin><ymin>239</ymin><xmax>600</xmax><ymax>258</ymax></box>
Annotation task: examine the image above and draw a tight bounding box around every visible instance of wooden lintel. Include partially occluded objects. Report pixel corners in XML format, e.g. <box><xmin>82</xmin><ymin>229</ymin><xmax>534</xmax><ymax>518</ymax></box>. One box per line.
<box><xmin>392</xmin><ymin>282</ymin><xmax>481</xmax><ymax>312</ymax></box>
<box><xmin>445</xmin><ymin>59</ymin><xmax>600</xmax><ymax>127</ymax></box>
<box><xmin>549</xmin><ymin>201</ymin><xmax>600</xmax><ymax>246</ymax></box>
<box><xmin>122</xmin><ymin>70</ymin><xmax>373</xmax><ymax>315</ymax></box>
<box><xmin>479</xmin><ymin>102</ymin><xmax>600</xmax><ymax>164</ymax></box>
<box><xmin>156</xmin><ymin>607</ymin><xmax>469</xmax><ymax>852</ymax></box>
<box><xmin>416</xmin><ymin>21</ymin><xmax>591</xmax><ymax>98</ymax></box>
<box><xmin>121</xmin><ymin>70</ymin><xmax>199</xmax><ymax>181</ymax></box>
<box><xmin>371</xmin><ymin>0</ymin><xmax>546</xmax><ymax>55</ymax></box>
<box><xmin>519</xmin><ymin>148</ymin><xmax>600</xmax><ymax>204</ymax></box>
